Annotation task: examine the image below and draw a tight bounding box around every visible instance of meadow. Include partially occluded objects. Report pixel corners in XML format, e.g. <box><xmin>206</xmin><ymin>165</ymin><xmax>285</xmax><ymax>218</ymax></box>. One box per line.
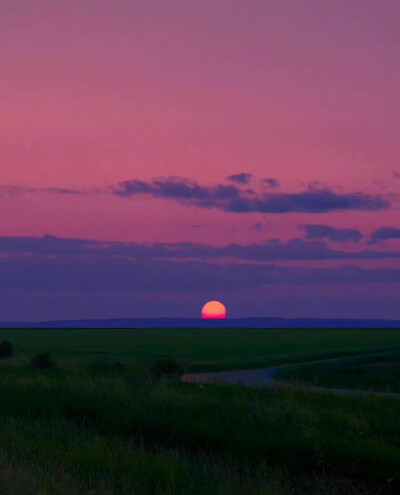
<box><xmin>278</xmin><ymin>352</ymin><xmax>400</xmax><ymax>393</ymax></box>
<box><xmin>0</xmin><ymin>327</ymin><xmax>399</xmax><ymax>370</ymax></box>
<box><xmin>0</xmin><ymin>327</ymin><xmax>399</xmax><ymax>495</ymax></box>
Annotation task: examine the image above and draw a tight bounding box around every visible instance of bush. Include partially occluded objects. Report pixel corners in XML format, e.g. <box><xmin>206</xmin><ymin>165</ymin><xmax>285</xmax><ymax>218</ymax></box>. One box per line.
<box><xmin>30</xmin><ymin>351</ymin><xmax>56</xmax><ymax>370</ymax></box>
<box><xmin>149</xmin><ymin>358</ymin><xmax>186</xmax><ymax>380</ymax></box>
<box><xmin>0</xmin><ymin>341</ymin><xmax>13</xmax><ymax>359</ymax></box>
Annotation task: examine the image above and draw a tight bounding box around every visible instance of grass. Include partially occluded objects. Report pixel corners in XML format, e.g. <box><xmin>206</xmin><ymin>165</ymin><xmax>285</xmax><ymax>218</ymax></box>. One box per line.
<box><xmin>0</xmin><ymin>328</ymin><xmax>399</xmax><ymax>494</ymax></box>
<box><xmin>0</xmin><ymin>416</ymin><xmax>284</xmax><ymax>495</ymax></box>
<box><xmin>278</xmin><ymin>352</ymin><xmax>400</xmax><ymax>393</ymax></box>
<box><xmin>0</xmin><ymin>364</ymin><xmax>399</xmax><ymax>494</ymax></box>
<box><xmin>0</xmin><ymin>327</ymin><xmax>399</xmax><ymax>371</ymax></box>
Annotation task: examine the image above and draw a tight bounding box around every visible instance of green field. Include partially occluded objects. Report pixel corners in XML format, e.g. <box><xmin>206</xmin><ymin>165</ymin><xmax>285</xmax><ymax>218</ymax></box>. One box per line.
<box><xmin>1</xmin><ymin>327</ymin><xmax>399</xmax><ymax>371</ymax></box>
<box><xmin>278</xmin><ymin>352</ymin><xmax>400</xmax><ymax>393</ymax></box>
<box><xmin>0</xmin><ymin>327</ymin><xmax>399</xmax><ymax>495</ymax></box>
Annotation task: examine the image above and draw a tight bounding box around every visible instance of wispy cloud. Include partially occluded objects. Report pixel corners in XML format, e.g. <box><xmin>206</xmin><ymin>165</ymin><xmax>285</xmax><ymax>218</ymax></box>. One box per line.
<box><xmin>1</xmin><ymin>235</ymin><xmax>399</xmax><ymax>262</ymax></box>
<box><xmin>301</xmin><ymin>225</ymin><xmax>363</xmax><ymax>243</ymax></box>
<box><xmin>261</xmin><ymin>178</ymin><xmax>280</xmax><ymax>188</ymax></box>
<box><xmin>0</xmin><ymin>185</ymin><xmax>82</xmax><ymax>196</ymax></box>
<box><xmin>227</xmin><ymin>173</ymin><xmax>252</xmax><ymax>184</ymax></box>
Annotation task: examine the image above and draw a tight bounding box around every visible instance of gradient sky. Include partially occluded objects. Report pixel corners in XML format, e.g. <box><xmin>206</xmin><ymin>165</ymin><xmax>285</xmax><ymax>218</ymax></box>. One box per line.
<box><xmin>1</xmin><ymin>0</ymin><xmax>400</xmax><ymax>320</ymax></box>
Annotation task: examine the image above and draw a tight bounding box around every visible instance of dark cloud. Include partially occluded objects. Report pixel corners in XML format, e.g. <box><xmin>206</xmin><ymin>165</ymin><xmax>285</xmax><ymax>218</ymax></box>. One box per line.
<box><xmin>112</xmin><ymin>177</ymin><xmax>390</xmax><ymax>214</ymax></box>
<box><xmin>255</xmin><ymin>189</ymin><xmax>389</xmax><ymax>213</ymax></box>
<box><xmin>369</xmin><ymin>227</ymin><xmax>400</xmax><ymax>244</ymax></box>
<box><xmin>261</xmin><ymin>178</ymin><xmax>280</xmax><ymax>188</ymax></box>
<box><xmin>227</xmin><ymin>173</ymin><xmax>252</xmax><ymax>184</ymax></box>
<box><xmin>112</xmin><ymin>177</ymin><xmax>242</xmax><ymax>209</ymax></box>
<box><xmin>1</xmin><ymin>235</ymin><xmax>399</xmax><ymax>320</ymax></box>
<box><xmin>1</xmin><ymin>176</ymin><xmax>391</xmax><ymax>214</ymax></box>
<box><xmin>0</xmin><ymin>256</ymin><xmax>399</xmax><ymax>298</ymax></box>
<box><xmin>1</xmin><ymin>235</ymin><xmax>399</xmax><ymax>262</ymax></box>
<box><xmin>301</xmin><ymin>225</ymin><xmax>363</xmax><ymax>243</ymax></box>
<box><xmin>394</xmin><ymin>172</ymin><xmax>400</xmax><ymax>179</ymax></box>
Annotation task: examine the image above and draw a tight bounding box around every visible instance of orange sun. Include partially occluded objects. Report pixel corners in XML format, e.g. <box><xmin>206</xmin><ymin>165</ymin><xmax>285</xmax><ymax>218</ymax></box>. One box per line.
<box><xmin>201</xmin><ymin>301</ymin><xmax>227</xmax><ymax>319</ymax></box>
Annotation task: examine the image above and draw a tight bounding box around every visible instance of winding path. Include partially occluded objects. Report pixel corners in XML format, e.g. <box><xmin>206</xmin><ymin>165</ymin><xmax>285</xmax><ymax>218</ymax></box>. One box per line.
<box><xmin>183</xmin><ymin>366</ymin><xmax>400</xmax><ymax>400</ymax></box>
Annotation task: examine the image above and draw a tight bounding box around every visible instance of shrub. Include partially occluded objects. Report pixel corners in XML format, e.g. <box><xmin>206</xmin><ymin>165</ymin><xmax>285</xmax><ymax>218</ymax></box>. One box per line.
<box><xmin>30</xmin><ymin>351</ymin><xmax>56</xmax><ymax>370</ymax></box>
<box><xmin>149</xmin><ymin>358</ymin><xmax>186</xmax><ymax>380</ymax></box>
<box><xmin>0</xmin><ymin>340</ymin><xmax>13</xmax><ymax>359</ymax></box>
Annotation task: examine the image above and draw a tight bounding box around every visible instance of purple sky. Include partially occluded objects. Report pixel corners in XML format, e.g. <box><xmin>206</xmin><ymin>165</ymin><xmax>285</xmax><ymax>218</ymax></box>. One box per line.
<box><xmin>1</xmin><ymin>1</ymin><xmax>400</xmax><ymax>320</ymax></box>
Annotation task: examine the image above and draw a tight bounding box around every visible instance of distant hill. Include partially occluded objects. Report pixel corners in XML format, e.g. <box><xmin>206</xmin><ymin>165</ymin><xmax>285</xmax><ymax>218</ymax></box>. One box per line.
<box><xmin>0</xmin><ymin>317</ymin><xmax>399</xmax><ymax>329</ymax></box>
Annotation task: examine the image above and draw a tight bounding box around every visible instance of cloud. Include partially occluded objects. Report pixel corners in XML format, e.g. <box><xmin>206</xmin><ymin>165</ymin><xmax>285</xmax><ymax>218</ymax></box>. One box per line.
<box><xmin>394</xmin><ymin>172</ymin><xmax>400</xmax><ymax>179</ymax></box>
<box><xmin>112</xmin><ymin>177</ymin><xmax>242</xmax><ymax>208</ymax></box>
<box><xmin>369</xmin><ymin>227</ymin><xmax>400</xmax><ymax>244</ymax></box>
<box><xmin>0</xmin><ymin>185</ymin><xmax>82</xmax><ymax>196</ymax></box>
<box><xmin>261</xmin><ymin>178</ymin><xmax>280</xmax><ymax>188</ymax></box>
<box><xmin>1</xmin><ymin>235</ymin><xmax>399</xmax><ymax>320</ymax></box>
<box><xmin>252</xmin><ymin>189</ymin><xmax>389</xmax><ymax>214</ymax></box>
<box><xmin>1</xmin><ymin>257</ymin><xmax>399</xmax><ymax>299</ymax></box>
<box><xmin>1</xmin><ymin>175</ymin><xmax>392</xmax><ymax>214</ymax></box>
<box><xmin>112</xmin><ymin>177</ymin><xmax>390</xmax><ymax>214</ymax></box>
<box><xmin>44</xmin><ymin>187</ymin><xmax>82</xmax><ymax>195</ymax></box>
<box><xmin>1</xmin><ymin>235</ymin><xmax>399</xmax><ymax>262</ymax></box>
<box><xmin>2</xmin><ymin>176</ymin><xmax>392</xmax><ymax>214</ymax></box>
<box><xmin>301</xmin><ymin>225</ymin><xmax>363</xmax><ymax>243</ymax></box>
<box><xmin>227</xmin><ymin>173</ymin><xmax>252</xmax><ymax>184</ymax></box>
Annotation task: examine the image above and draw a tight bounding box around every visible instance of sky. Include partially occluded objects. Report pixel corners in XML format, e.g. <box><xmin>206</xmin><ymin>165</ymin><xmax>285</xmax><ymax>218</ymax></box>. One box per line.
<box><xmin>1</xmin><ymin>0</ymin><xmax>400</xmax><ymax>321</ymax></box>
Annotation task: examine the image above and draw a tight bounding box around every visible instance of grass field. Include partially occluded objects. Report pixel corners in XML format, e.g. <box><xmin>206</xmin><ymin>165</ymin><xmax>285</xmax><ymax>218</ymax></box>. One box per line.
<box><xmin>0</xmin><ymin>327</ymin><xmax>399</xmax><ymax>371</ymax></box>
<box><xmin>0</xmin><ymin>365</ymin><xmax>400</xmax><ymax>494</ymax></box>
<box><xmin>278</xmin><ymin>352</ymin><xmax>400</xmax><ymax>393</ymax></box>
<box><xmin>0</xmin><ymin>327</ymin><xmax>399</xmax><ymax>494</ymax></box>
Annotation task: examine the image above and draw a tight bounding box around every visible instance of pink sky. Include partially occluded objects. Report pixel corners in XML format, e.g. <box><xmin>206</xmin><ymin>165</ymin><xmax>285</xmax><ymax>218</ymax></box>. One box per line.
<box><xmin>1</xmin><ymin>1</ymin><xmax>399</xmax><ymax>319</ymax></box>
<box><xmin>2</xmin><ymin>0</ymin><xmax>399</xmax><ymax>242</ymax></box>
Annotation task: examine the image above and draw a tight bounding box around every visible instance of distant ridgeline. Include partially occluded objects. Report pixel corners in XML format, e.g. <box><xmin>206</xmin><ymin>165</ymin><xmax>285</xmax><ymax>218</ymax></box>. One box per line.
<box><xmin>1</xmin><ymin>317</ymin><xmax>400</xmax><ymax>329</ymax></box>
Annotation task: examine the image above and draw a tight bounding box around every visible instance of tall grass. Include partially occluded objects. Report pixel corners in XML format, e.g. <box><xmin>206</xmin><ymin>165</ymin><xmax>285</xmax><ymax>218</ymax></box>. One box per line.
<box><xmin>0</xmin><ymin>416</ymin><xmax>289</xmax><ymax>495</ymax></box>
<box><xmin>0</xmin><ymin>365</ymin><xmax>399</xmax><ymax>493</ymax></box>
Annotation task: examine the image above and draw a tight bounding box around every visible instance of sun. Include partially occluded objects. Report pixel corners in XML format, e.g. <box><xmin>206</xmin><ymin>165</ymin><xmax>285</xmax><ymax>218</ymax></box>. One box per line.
<box><xmin>201</xmin><ymin>301</ymin><xmax>227</xmax><ymax>319</ymax></box>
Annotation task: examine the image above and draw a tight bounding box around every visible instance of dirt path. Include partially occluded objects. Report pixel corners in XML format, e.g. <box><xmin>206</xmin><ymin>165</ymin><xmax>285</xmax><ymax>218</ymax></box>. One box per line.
<box><xmin>182</xmin><ymin>366</ymin><xmax>400</xmax><ymax>400</ymax></box>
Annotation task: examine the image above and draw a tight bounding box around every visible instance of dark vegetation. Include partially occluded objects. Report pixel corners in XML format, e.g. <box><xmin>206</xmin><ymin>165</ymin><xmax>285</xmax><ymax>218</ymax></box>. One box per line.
<box><xmin>0</xmin><ymin>328</ymin><xmax>398</xmax><ymax>494</ymax></box>
<box><xmin>0</xmin><ymin>340</ymin><xmax>13</xmax><ymax>359</ymax></box>
<box><xmin>150</xmin><ymin>358</ymin><xmax>186</xmax><ymax>379</ymax></box>
<box><xmin>30</xmin><ymin>351</ymin><xmax>56</xmax><ymax>370</ymax></box>
<box><xmin>85</xmin><ymin>359</ymin><xmax>129</xmax><ymax>376</ymax></box>
<box><xmin>278</xmin><ymin>353</ymin><xmax>400</xmax><ymax>393</ymax></box>
<box><xmin>0</xmin><ymin>363</ymin><xmax>399</xmax><ymax>494</ymax></box>
<box><xmin>0</xmin><ymin>327</ymin><xmax>399</xmax><ymax>371</ymax></box>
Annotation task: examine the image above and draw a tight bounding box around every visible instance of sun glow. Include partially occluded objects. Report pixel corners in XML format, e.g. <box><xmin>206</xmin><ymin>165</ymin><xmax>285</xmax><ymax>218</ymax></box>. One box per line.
<box><xmin>201</xmin><ymin>301</ymin><xmax>227</xmax><ymax>319</ymax></box>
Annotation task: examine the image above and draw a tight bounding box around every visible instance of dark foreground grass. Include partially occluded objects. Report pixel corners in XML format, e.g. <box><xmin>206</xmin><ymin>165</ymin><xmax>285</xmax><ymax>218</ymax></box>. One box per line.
<box><xmin>0</xmin><ymin>416</ymin><xmax>291</xmax><ymax>495</ymax></box>
<box><xmin>278</xmin><ymin>352</ymin><xmax>400</xmax><ymax>393</ymax></box>
<box><xmin>0</xmin><ymin>364</ymin><xmax>399</xmax><ymax>494</ymax></box>
<box><xmin>0</xmin><ymin>327</ymin><xmax>399</xmax><ymax>370</ymax></box>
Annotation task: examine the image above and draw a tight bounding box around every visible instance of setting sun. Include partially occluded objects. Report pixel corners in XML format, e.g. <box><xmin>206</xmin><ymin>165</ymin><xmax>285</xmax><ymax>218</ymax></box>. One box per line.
<box><xmin>201</xmin><ymin>301</ymin><xmax>227</xmax><ymax>319</ymax></box>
